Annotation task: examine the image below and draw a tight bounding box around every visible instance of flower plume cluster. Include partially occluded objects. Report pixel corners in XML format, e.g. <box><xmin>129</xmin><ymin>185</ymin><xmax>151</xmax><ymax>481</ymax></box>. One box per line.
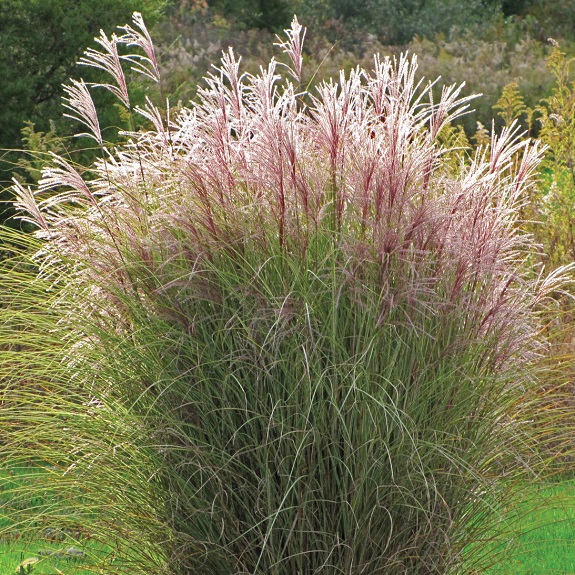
<box><xmin>15</xmin><ymin>15</ymin><xmax>555</xmax><ymax>364</ymax></box>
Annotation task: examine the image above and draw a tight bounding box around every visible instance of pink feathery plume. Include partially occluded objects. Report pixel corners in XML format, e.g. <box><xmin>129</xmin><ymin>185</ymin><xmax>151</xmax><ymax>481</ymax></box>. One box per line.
<box><xmin>12</xmin><ymin>181</ymin><xmax>50</xmax><ymax>231</ymax></box>
<box><xmin>119</xmin><ymin>11</ymin><xmax>161</xmax><ymax>83</ymax></box>
<box><xmin>62</xmin><ymin>79</ymin><xmax>103</xmax><ymax>145</ymax></box>
<box><xmin>79</xmin><ymin>30</ymin><xmax>130</xmax><ymax>108</ymax></box>
<box><xmin>39</xmin><ymin>153</ymin><xmax>97</xmax><ymax>206</ymax></box>
<box><xmin>274</xmin><ymin>16</ymin><xmax>306</xmax><ymax>83</ymax></box>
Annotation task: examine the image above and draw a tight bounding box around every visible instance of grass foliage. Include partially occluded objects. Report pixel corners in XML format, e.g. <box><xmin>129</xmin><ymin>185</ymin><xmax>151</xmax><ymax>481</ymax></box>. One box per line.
<box><xmin>1</xmin><ymin>13</ymin><xmax>574</xmax><ymax>575</ymax></box>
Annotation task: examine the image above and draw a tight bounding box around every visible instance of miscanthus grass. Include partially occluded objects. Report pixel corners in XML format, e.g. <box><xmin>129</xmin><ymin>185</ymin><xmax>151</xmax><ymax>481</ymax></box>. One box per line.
<box><xmin>1</xmin><ymin>13</ymin><xmax>573</xmax><ymax>575</ymax></box>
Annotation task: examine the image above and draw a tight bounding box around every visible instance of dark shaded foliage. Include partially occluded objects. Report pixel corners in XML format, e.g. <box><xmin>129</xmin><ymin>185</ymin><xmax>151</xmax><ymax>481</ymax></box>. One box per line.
<box><xmin>0</xmin><ymin>0</ymin><xmax>166</xmax><ymax>224</ymax></box>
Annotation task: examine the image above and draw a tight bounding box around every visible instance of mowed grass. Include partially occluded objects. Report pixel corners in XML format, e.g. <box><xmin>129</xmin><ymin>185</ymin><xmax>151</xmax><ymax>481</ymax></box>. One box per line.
<box><xmin>0</xmin><ymin>543</ymin><xmax>97</xmax><ymax>575</ymax></box>
<box><xmin>0</xmin><ymin>465</ymin><xmax>111</xmax><ymax>575</ymax></box>
<box><xmin>483</xmin><ymin>480</ymin><xmax>575</xmax><ymax>575</ymax></box>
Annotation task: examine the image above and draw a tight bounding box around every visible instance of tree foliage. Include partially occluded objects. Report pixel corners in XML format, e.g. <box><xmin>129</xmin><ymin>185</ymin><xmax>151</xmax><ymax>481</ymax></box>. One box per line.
<box><xmin>295</xmin><ymin>0</ymin><xmax>502</xmax><ymax>45</ymax></box>
<box><xmin>206</xmin><ymin>0</ymin><xmax>292</xmax><ymax>31</ymax></box>
<box><xmin>0</xmin><ymin>0</ymin><xmax>166</xmax><ymax>187</ymax></box>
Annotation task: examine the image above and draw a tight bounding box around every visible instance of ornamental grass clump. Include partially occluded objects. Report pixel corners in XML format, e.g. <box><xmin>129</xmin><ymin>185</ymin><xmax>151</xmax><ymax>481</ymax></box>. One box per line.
<box><xmin>1</xmin><ymin>13</ymin><xmax>572</xmax><ymax>575</ymax></box>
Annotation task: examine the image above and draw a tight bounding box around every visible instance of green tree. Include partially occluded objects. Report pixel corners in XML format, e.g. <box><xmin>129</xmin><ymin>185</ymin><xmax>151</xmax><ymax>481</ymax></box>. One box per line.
<box><xmin>206</xmin><ymin>0</ymin><xmax>291</xmax><ymax>31</ymax></box>
<box><xmin>369</xmin><ymin>0</ymin><xmax>502</xmax><ymax>44</ymax></box>
<box><xmin>525</xmin><ymin>0</ymin><xmax>575</xmax><ymax>42</ymax></box>
<box><xmin>296</xmin><ymin>0</ymin><xmax>502</xmax><ymax>45</ymax></box>
<box><xmin>0</xmin><ymin>0</ymin><xmax>166</xmax><ymax>190</ymax></box>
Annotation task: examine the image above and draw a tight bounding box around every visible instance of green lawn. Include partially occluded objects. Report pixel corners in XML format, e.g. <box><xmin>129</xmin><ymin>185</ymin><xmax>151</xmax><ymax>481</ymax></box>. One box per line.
<box><xmin>484</xmin><ymin>481</ymin><xmax>575</xmax><ymax>575</ymax></box>
<box><xmin>0</xmin><ymin>543</ymin><xmax>97</xmax><ymax>575</ymax></box>
<box><xmin>3</xmin><ymin>465</ymin><xmax>575</xmax><ymax>574</ymax></box>
<box><xmin>0</xmin><ymin>465</ymin><xmax>109</xmax><ymax>575</ymax></box>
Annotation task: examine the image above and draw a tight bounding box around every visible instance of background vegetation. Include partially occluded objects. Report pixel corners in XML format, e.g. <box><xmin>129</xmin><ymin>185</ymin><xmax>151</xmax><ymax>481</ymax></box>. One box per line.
<box><xmin>0</xmin><ymin>0</ymin><xmax>167</xmax><ymax>225</ymax></box>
